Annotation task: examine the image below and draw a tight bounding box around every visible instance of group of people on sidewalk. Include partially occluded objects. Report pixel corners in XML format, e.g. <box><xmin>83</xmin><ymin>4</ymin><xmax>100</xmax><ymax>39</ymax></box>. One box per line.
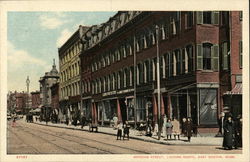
<box><xmin>115</xmin><ymin>120</ymin><xmax>131</xmax><ymax>140</ymax></box>
<box><xmin>161</xmin><ymin>116</ymin><xmax>194</xmax><ymax>142</ymax></box>
<box><xmin>222</xmin><ymin>114</ymin><xmax>242</xmax><ymax>150</ymax></box>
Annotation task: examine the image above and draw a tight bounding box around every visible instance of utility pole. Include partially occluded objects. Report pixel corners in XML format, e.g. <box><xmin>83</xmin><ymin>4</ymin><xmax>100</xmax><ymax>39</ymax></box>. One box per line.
<box><xmin>156</xmin><ymin>25</ymin><xmax>161</xmax><ymax>140</ymax></box>
<box><xmin>133</xmin><ymin>34</ymin><xmax>137</xmax><ymax>128</ymax></box>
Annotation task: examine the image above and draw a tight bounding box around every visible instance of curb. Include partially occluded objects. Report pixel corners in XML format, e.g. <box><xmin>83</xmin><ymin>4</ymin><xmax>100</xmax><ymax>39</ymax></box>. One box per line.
<box><xmin>33</xmin><ymin>122</ymin><xmax>221</xmax><ymax>146</ymax></box>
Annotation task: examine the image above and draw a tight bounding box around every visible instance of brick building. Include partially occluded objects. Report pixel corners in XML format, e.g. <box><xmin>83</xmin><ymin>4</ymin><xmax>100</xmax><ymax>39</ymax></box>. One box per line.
<box><xmin>222</xmin><ymin>11</ymin><xmax>242</xmax><ymax>117</ymax></box>
<box><xmin>78</xmin><ymin>11</ymin><xmax>242</xmax><ymax>133</ymax></box>
<box><xmin>31</xmin><ymin>91</ymin><xmax>41</xmax><ymax>109</ymax></box>
<box><xmin>15</xmin><ymin>92</ymin><xmax>28</xmax><ymax>114</ymax></box>
<box><xmin>58</xmin><ymin>25</ymin><xmax>89</xmax><ymax>123</ymax></box>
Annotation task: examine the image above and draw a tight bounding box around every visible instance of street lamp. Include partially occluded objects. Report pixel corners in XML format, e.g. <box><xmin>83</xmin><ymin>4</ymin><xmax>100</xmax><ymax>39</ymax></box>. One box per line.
<box><xmin>26</xmin><ymin>76</ymin><xmax>30</xmax><ymax>114</ymax></box>
<box><xmin>156</xmin><ymin>25</ymin><xmax>161</xmax><ymax>140</ymax></box>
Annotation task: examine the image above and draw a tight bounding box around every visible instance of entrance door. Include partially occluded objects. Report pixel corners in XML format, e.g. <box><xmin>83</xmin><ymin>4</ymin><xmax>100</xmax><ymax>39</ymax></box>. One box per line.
<box><xmin>119</xmin><ymin>98</ymin><xmax>127</xmax><ymax>123</ymax></box>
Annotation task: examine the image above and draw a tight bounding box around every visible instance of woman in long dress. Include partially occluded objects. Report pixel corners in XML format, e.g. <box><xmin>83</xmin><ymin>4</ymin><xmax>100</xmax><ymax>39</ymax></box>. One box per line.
<box><xmin>166</xmin><ymin>119</ymin><xmax>173</xmax><ymax>140</ymax></box>
<box><xmin>172</xmin><ymin>118</ymin><xmax>181</xmax><ymax>140</ymax></box>
<box><xmin>223</xmin><ymin>116</ymin><xmax>235</xmax><ymax>150</ymax></box>
<box><xmin>162</xmin><ymin>115</ymin><xmax>167</xmax><ymax>137</ymax></box>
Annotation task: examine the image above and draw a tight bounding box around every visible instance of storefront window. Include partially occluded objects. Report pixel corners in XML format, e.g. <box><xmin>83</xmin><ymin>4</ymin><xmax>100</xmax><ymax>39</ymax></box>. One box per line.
<box><xmin>199</xmin><ymin>89</ymin><xmax>217</xmax><ymax>125</ymax></box>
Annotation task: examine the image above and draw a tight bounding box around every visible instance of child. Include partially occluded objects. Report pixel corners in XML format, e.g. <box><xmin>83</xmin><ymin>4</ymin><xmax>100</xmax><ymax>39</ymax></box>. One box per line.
<box><xmin>123</xmin><ymin>121</ymin><xmax>130</xmax><ymax>140</ymax></box>
<box><xmin>117</xmin><ymin>121</ymin><xmax>123</xmax><ymax>140</ymax></box>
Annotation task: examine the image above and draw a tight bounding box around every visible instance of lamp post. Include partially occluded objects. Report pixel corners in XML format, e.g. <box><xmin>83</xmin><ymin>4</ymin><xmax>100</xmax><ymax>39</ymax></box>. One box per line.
<box><xmin>26</xmin><ymin>76</ymin><xmax>30</xmax><ymax>114</ymax></box>
<box><xmin>156</xmin><ymin>25</ymin><xmax>161</xmax><ymax>140</ymax></box>
<box><xmin>133</xmin><ymin>34</ymin><xmax>137</xmax><ymax>128</ymax></box>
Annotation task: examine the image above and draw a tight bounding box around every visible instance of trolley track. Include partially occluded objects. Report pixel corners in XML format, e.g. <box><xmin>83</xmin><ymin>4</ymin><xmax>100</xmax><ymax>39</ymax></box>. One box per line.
<box><xmin>19</xmin><ymin>122</ymin><xmax>150</xmax><ymax>154</ymax></box>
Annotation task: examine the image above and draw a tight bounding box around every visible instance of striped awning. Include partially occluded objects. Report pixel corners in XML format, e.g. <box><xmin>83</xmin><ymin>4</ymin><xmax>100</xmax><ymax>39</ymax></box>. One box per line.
<box><xmin>224</xmin><ymin>83</ymin><xmax>242</xmax><ymax>95</ymax></box>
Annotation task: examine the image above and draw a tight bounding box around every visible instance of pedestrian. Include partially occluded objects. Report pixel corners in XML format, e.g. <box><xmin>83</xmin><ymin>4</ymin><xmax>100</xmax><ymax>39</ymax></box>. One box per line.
<box><xmin>145</xmin><ymin>119</ymin><xmax>152</xmax><ymax>137</ymax></box>
<box><xmin>66</xmin><ymin>116</ymin><xmax>69</xmax><ymax>125</ymax></box>
<box><xmin>113</xmin><ymin>113</ymin><xmax>118</xmax><ymax>130</ymax></box>
<box><xmin>223</xmin><ymin>116</ymin><xmax>235</xmax><ymax>150</ymax></box>
<box><xmin>181</xmin><ymin>117</ymin><xmax>187</xmax><ymax>136</ymax></box>
<box><xmin>123</xmin><ymin>121</ymin><xmax>130</xmax><ymax>140</ymax></box>
<box><xmin>172</xmin><ymin>118</ymin><xmax>181</xmax><ymax>140</ymax></box>
<box><xmin>154</xmin><ymin>123</ymin><xmax>159</xmax><ymax>136</ymax></box>
<box><xmin>117</xmin><ymin>121</ymin><xmax>123</xmax><ymax>140</ymax></box>
<box><xmin>234</xmin><ymin>115</ymin><xmax>242</xmax><ymax>149</ymax></box>
<box><xmin>185</xmin><ymin>117</ymin><xmax>193</xmax><ymax>142</ymax></box>
<box><xmin>166</xmin><ymin>119</ymin><xmax>173</xmax><ymax>140</ymax></box>
<box><xmin>12</xmin><ymin>117</ymin><xmax>16</xmax><ymax>127</ymax></box>
<box><xmin>162</xmin><ymin>115</ymin><xmax>167</xmax><ymax>137</ymax></box>
<box><xmin>81</xmin><ymin>115</ymin><xmax>86</xmax><ymax>129</ymax></box>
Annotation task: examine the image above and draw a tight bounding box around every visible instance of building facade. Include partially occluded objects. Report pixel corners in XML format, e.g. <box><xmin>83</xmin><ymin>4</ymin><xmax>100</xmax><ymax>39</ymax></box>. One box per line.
<box><xmin>31</xmin><ymin>91</ymin><xmax>41</xmax><ymax>110</ymax></box>
<box><xmin>58</xmin><ymin>25</ymin><xmax>89</xmax><ymax>123</ymax></box>
<box><xmin>222</xmin><ymin>11</ymin><xmax>242</xmax><ymax>118</ymax></box>
<box><xmin>51</xmin><ymin>82</ymin><xmax>60</xmax><ymax>121</ymax></box>
<box><xmin>39</xmin><ymin>60</ymin><xmax>59</xmax><ymax>120</ymax></box>
<box><xmin>78</xmin><ymin>11</ymin><xmax>242</xmax><ymax>133</ymax></box>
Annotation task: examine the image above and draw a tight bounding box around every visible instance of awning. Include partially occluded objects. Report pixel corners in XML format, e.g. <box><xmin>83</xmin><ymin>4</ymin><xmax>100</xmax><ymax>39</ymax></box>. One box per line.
<box><xmin>224</xmin><ymin>83</ymin><xmax>242</xmax><ymax>95</ymax></box>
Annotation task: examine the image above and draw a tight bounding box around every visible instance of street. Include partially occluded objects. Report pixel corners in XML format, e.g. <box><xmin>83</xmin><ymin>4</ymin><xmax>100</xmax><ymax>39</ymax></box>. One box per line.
<box><xmin>7</xmin><ymin>120</ymin><xmax>242</xmax><ymax>154</ymax></box>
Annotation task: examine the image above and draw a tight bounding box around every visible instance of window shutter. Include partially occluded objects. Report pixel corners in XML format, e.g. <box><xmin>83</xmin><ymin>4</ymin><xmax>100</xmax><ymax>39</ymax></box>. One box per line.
<box><xmin>185</xmin><ymin>48</ymin><xmax>188</xmax><ymax>73</ymax></box>
<box><xmin>196</xmin><ymin>12</ymin><xmax>203</xmax><ymax>24</ymax></box>
<box><xmin>223</xmin><ymin>42</ymin><xmax>228</xmax><ymax>70</ymax></box>
<box><xmin>180</xmin><ymin>49</ymin><xmax>183</xmax><ymax>74</ymax></box>
<box><xmin>196</xmin><ymin>44</ymin><xmax>203</xmax><ymax>70</ymax></box>
<box><xmin>212</xmin><ymin>44</ymin><xmax>219</xmax><ymax>71</ymax></box>
<box><xmin>185</xmin><ymin>13</ymin><xmax>188</xmax><ymax>29</ymax></box>
<box><xmin>212</xmin><ymin>11</ymin><xmax>219</xmax><ymax>25</ymax></box>
<box><xmin>173</xmin><ymin>52</ymin><xmax>177</xmax><ymax>76</ymax></box>
<box><xmin>239</xmin><ymin>41</ymin><xmax>242</xmax><ymax>68</ymax></box>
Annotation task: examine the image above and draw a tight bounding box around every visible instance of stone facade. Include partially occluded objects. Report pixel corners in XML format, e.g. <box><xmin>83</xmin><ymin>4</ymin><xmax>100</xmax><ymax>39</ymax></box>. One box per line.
<box><xmin>58</xmin><ymin>25</ymin><xmax>89</xmax><ymax>123</ymax></box>
<box><xmin>39</xmin><ymin>60</ymin><xmax>59</xmax><ymax>120</ymax></box>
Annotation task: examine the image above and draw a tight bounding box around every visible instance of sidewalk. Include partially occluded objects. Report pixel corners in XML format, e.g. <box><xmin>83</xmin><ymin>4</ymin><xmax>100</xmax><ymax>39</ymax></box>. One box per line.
<box><xmin>33</xmin><ymin>120</ymin><xmax>223</xmax><ymax>146</ymax></box>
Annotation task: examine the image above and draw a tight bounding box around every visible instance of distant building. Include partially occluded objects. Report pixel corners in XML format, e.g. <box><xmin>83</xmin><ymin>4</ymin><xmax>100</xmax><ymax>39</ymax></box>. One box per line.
<box><xmin>39</xmin><ymin>60</ymin><xmax>59</xmax><ymax>120</ymax></box>
<box><xmin>51</xmin><ymin>82</ymin><xmax>59</xmax><ymax>119</ymax></box>
<box><xmin>58</xmin><ymin>25</ymin><xmax>89</xmax><ymax>123</ymax></box>
<box><xmin>31</xmin><ymin>91</ymin><xmax>41</xmax><ymax>109</ymax></box>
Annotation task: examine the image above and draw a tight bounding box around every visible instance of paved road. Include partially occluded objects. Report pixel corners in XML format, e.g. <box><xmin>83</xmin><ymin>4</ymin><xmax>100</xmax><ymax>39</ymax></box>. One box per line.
<box><xmin>7</xmin><ymin>120</ymin><xmax>242</xmax><ymax>154</ymax></box>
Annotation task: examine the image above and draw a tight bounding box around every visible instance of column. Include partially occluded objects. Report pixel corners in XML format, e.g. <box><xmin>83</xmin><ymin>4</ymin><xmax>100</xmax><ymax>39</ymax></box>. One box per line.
<box><xmin>117</xmin><ymin>99</ymin><xmax>122</xmax><ymax>122</ymax></box>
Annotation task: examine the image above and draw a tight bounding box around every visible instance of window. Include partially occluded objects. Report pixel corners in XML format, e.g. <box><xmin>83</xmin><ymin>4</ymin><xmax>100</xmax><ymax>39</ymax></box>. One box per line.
<box><xmin>199</xmin><ymin>89</ymin><xmax>218</xmax><ymax>125</ymax></box>
<box><xmin>165</xmin><ymin>53</ymin><xmax>169</xmax><ymax>78</ymax></box>
<box><xmin>186</xmin><ymin>12</ymin><xmax>193</xmax><ymax>28</ymax></box>
<box><xmin>203</xmin><ymin>12</ymin><xmax>212</xmax><ymax>24</ymax></box>
<box><xmin>174</xmin><ymin>50</ymin><xmax>181</xmax><ymax>75</ymax></box>
<box><xmin>221</xmin><ymin>42</ymin><xmax>229</xmax><ymax>70</ymax></box>
<box><xmin>117</xmin><ymin>72</ymin><xmax>121</xmax><ymax>89</ymax></box>
<box><xmin>161</xmin><ymin>24</ymin><xmax>166</xmax><ymax>40</ymax></box>
<box><xmin>186</xmin><ymin>45</ymin><xmax>193</xmax><ymax>72</ymax></box>
<box><xmin>239</xmin><ymin>11</ymin><xmax>242</xmax><ymax>21</ymax></box>
<box><xmin>197</xmin><ymin>43</ymin><xmax>219</xmax><ymax>71</ymax></box>
<box><xmin>221</xmin><ymin>11</ymin><xmax>229</xmax><ymax>26</ymax></box>
<box><xmin>160</xmin><ymin>56</ymin><xmax>166</xmax><ymax>78</ymax></box>
<box><xmin>145</xmin><ymin>60</ymin><xmax>151</xmax><ymax>82</ymax></box>
<box><xmin>125</xmin><ymin>68</ymin><xmax>130</xmax><ymax>87</ymax></box>
<box><xmin>152</xmin><ymin>58</ymin><xmax>157</xmax><ymax>80</ymax></box>
<box><xmin>239</xmin><ymin>41</ymin><xmax>242</xmax><ymax>68</ymax></box>
<box><xmin>172</xmin><ymin>52</ymin><xmax>177</xmax><ymax>76</ymax></box>
<box><xmin>181</xmin><ymin>49</ymin><xmax>186</xmax><ymax>74</ymax></box>
<box><xmin>114</xmin><ymin>73</ymin><xmax>117</xmax><ymax>90</ymax></box>
<box><xmin>203</xmin><ymin>43</ymin><xmax>212</xmax><ymax>70</ymax></box>
<box><xmin>171</xmin><ymin>18</ymin><xmax>177</xmax><ymax>35</ymax></box>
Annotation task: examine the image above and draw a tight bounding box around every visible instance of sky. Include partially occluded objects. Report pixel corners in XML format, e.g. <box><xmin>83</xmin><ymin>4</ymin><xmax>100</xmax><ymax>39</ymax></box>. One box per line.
<box><xmin>7</xmin><ymin>11</ymin><xmax>116</xmax><ymax>93</ymax></box>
